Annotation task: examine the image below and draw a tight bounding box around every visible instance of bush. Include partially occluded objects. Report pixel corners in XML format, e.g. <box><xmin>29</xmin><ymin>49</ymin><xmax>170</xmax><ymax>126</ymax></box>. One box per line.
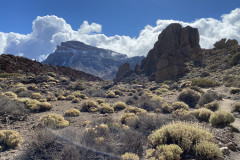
<box><xmin>195</xmin><ymin>141</ymin><xmax>222</xmax><ymax>159</ymax></box>
<box><xmin>57</xmin><ymin>96</ymin><xmax>66</xmax><ymax>100</ymax></box>
<box><xmin>172</xmin><ymin>101</ymin><xmax>189</xmax><ymax>111</ymax></box>
<box><xmin>210</xmin><ymin>111</ymin><xmax>235</xmax><ymax>126</ymax></box>
<box><xmin>96</xmin><ymin>98</ymin><xmax>105</xmax><ymax>104</ymax></box>
<box><xmin>230</xmin><ymin>88</ymin><xmax>240</xmax><ymax>94</ymax></box>
<box><xmin>66</xmin><ymin>95</ymin><xmax>76</xmax><ymax>100</ymax></box>
<box><xmin>99</xmin><ymin>103</ymin><xmax>114</xmax><ymax>114</ymax></box>
<box><xmin>105</xmin><ymin>91</ymin><xmax>119</xmax><ymax>98</ymax></box>
<box><xmin>232</xmin><ymin>102</ymin><xmax>240</xmax><ymax>113</ymax></box>
<box><xmin>67</xmin><ymin>82</ymin><xmax>85</xmax><ymax>91</ymax></box>
<box><xmin>124</xmin><ymin>106</ymin><xmax>147</xmax><ymax>115</ymax></box>
<box><xmin>191</xmin><ymin>108</ymin><xmax>212</xmax><ymax>122</ymax></box>
<box><xmin>198</xmin><ymin>91</ymin><xmax>220</xmax><ymax>107</ymax></box>
<box><xmin>4</xmin><ymin>91</ymin><xmax>17</xmax><ymax>99</ymax></box>
<box><xmin>0</xmin><ymin>130</ymin><xmax>23</xmax><ymax>150</ymax></box>
<box><xmin>121</xmin><ymin>152</ymin><xmax>139</xmax><ymax>160</ymax></box>
<box><xmin>231</xmin><ymin>52</ymin><xmax>240</xmax><ymax>65</ymax></box>
<box><xmin>119</xmin><ymin>113</ymin><xmax>138</xmax><ymax>125</ymax></box>
<box><xmin>81</xmin><ymin>100</ymin><xmax>99</xmax><ymax>112</ymax></box>
<box><xmin>113</xmin><ymin>102</ymin><xmax>128</xmax><ymax>111</ymax></box>
<box><xmin>18</xmin><ymin>98</ymin><xmax>51</xmax><ymax>112</ymax></box>
<box><xmin>156</xmin><ymin>144</ymin><xmax>183</xmax><ymax>160</ymax></box>
<box><xmin>191</xmin><ymin>78</ymin><xmax>218</xmax><ymax>88</ymax></box>
<box><xmin>40</xmin><ymin>113</ymin><xmax>69</xmax><ymax>129</ymax></box>
<box><xmin>71</xmin><ymin>98</ymin><xmax>81</xmax><ymax>103</ymax></box>
<box><xmin>148</xmin><ymin>122</ymin><xmax>214</xmax><ymax>152</ymax></box>
<box><xmin>64</xmin><ymin>108</ymin><xmax>80</xmax><ymax>117</ymax></box>
<box><xmin>31</xmin><ymin>93</ymin><xmax>42</xmax><ymax>100</ymax></box>
<box><xmin>178</xmin><ymin>89</ymin><xmax>200</xmax><ymax>108</ymax></box>
<box><xmin>203</xmin><ymin>101</ymin><xmax>219</xmax><ymax>111</ymax></box>
<box><xmin>161</xmin><ymin>102</ymin><xmax>173</xmax><ymax>113</ymax></box>
<box><xmin>38</xmin><ymin>102</ymin><xmax>52</xmax><ymax>111</ymax></box>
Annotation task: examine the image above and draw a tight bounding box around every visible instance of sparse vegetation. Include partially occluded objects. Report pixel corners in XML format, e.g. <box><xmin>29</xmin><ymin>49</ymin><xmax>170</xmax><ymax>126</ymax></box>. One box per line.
<box><xmin>31</xmin><ymin>93</ymin><xmax>42</xmax><ymax>100</ymax></box>
<box><xmin>81</xmin><ymin>100</ymin><xmax>99</xmax><ymax>112</ymax></box>
<box><xmin>230</xmin><ymin>52</ymin><xmax>240</xmax><ymax>66</ymax></box>
<box><xmin>113</xmin><ymin>101</ymin><xmax>128</xmax><ymax>111</ymax></box>
<box><xmin>194</xmin><ymin>141</ymin><xmax>222</xmax><ymax>159</ymax></box>
<box><xmin>64</xmin><ymin>108</ymin><xmax>80</xmax><ymax>117</ymax></box>
<box><xmin>172</xmin><ymin>101</ymin><xmax>189</xmax><ymax>111</ymax></box>
<box><xmin>0</xmin><ymin>130</ymin><xmax>23</xmax><ymax>150</ymax></box>
<box><xmin>203</xmin><ymin>101</ymin><xmax>219</xmax><ymax>111</ymax></box>
<box><xmin>210</xmin><ymin>111</ymin><xmax>235</xmax><ymax>126</ymax></box>
<box><xmin>191</xmin><ymin>78</ymin><xmax>218</xmax><ymax>88</ymax></box>
<box><xmin>121</xmin><ymin>152</ymin><xmax>139</xmax><ymax>160</ymax></box>
<box><xmin>119</xmin><ymin>113</ymin><xmax>138</xmax><ymax>125</ymax></box>
<box><xmin>232</xmin><ymin>102</ymin><xmax>240</xmax><ymax>113</ymax></box>
<box><xmin>99</xmin><ymin>103</ymin><xmax>114</xmax><ymax>114</ymax></box>
<box><xmin>191</xmin><ymin>108</ymin><xmax>212</xmax><ymax>122</ymax></box>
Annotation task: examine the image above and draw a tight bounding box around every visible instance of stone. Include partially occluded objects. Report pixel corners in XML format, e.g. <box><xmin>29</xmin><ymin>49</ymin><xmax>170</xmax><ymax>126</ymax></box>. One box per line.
<box><xmin>220</xmin><ymin>147</ymin><xmax>230</xmax><ymax>155</ymax></box>
<box><xmin>228</xmin><ymin>142</ymin><xmax>237</xmax><ymax>151</ymax></box>
<box><xmin>214</xmin><ymin>38</ymin><xmax>239</xmax><ymax>49</ymax></box>
<box><xmin>140</xmin><ymin>23</ymin><xmax>201</xmax><ymax>82</ymax></box>
<box><xmin>114</xmin><ymin>63</ymin><xmax>132</xmax><ymax>82</ymax></box>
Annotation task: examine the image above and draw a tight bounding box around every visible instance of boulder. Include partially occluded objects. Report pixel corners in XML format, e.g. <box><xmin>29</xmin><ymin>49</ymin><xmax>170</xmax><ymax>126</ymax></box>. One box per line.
<box><xmin>140</xmin><ymin>23</ymin><xmax>201</xmax><ymax>82</ymax></box>
<box><xmin>214</xmin><ymin>38</ymin><xmax>239</xmax><ymax>49</ymax></box>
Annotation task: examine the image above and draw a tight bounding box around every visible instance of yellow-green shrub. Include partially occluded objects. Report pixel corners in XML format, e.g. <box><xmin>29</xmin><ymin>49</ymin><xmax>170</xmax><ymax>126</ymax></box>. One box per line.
<box><xmin>194</xmin><ymin>141</ymin><xmax>222</xmax><ymax>159</ymax></box>
<box><xmin>210</xmin><ymin>111</ymin><xmax>235</xmax><ymax>126</ymax></box>
<box><xmin>37</xmin><ymin>102</ymin><xmax>52</xmax><ymax>111</ymax></box>
<box><xmin>0</xmin><ymin>130</ymin><xmax>23</xmax><ymax>150</ymax></box>
<box><xmin>191</xmin><ymin>108</ymin><xmax>212</xmax><ymax>122</ymax></box>
<box><xmin>119</xmin><ymin>113</ymin><xmax>138</xmax><ymax>125</ymax></box>
<box><xmin>96</xmin><ymin>98</ymin><xmax>105</xmax><ymax>104</ymax></box>
<box><xmin>4</xmin><ymin>91</ymin><xmax>17</xmax><ymax>99</ymax></box>
<box><xmin>191</xmin><ymin>78</ymin><xmax>218</xmax><ymax>88</ymax></box>
<box><xmin>121</xmin><ymin>152</ymin><xmax>139</xmax><ymax>160</ymax></box>
<box><xmin>113</xmin><ymin>102</ymin><xmax>128</xmax><ymax>111</ymax></box>
<box><xmin>161</xmin><ymin>102</ymin><xmax>173</xmax><ymax>113</ymax></box>
<box><xmin>105</xmin><ymin>91</ymin><xmax>119</xmax><ymax>98</ymax></box>
<box><xmin>148</xmin><ymin>122</ymin><xmax>214</xmax><ymax>152</ymax></box>
<box><xmin>99</xmin><ymin>103</ymin><xmax>114</xmax><ymax>114</ymax></box>
<box><xmin>66</xmin><ymin>95</ymin><xmax>76</xmax><ymax>100</ymax></box>
<box><xmin>203</xmin><ymin>101</ymin><xmax>219</xmax><ymax>111</ymax></box>
<box><xmin>230</xmin><ymin>52</ymin><xmax>240</xmax><ymax>65</ymax></box>
<box><xmin>40</xmin><ymin>113</ymin><xmax>69</xmax><ymax>129</ymax></box>
<box><xmin>156</xmin><ymin>144</ymin><xmax>183</xmax><ymax>160</ymax></box>
<box><xmin>31</xmin><ymin>93</ymin><xmax>42</xmax><ymax>100</ymax></box>
<box><xmin>178</xmin><ymin>89</ymin><xmax>201</xmax><ymax>108</ymax></box>
<box><xmin>81</xmin><ymin>100</ymin><xmax>99</xmax><ymax>112</ymax></box>
<box><xmin>124</xmin><ymin>106</ymin><xmax>147</xmax><ymax>115</ymax></box>
<box><xmin>71</xmin><ymin>98</ymin><xmax>81</xmax><ymax>103</ymax></box>
<box><xmin>172</xmin><ymin>101</ymin><xmax>189</xmax><ymax>111</ymax></box>
<box><xmin>57</xmin><ymin>95</ymin><xmax>66</xmax><ymax>100</ymax></box>
<box><xmin>64</xmin><ymin>108</ymin><xmax>80</xmax><ymax>117</ymax></box>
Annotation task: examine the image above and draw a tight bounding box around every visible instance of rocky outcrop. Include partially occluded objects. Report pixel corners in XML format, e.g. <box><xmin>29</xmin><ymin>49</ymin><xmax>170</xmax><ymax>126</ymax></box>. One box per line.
<box><xmin>214</xmin><ymin>38</ymin><xmax>239</xmax><ymax>49</ymax></box>
<box><xmin>43</xmin><ymin>41</ymin><xmax>144</xmax><ymax>80</ymax></box>
<box><xmin>0</xmin><ymin>54</ymin><xmax>102</xmax><ymax>81</ymax></box>
<box><xmin>114</xmin><ymin>63</ymin><xmax>132</xmax><ymax>82</ymax></box>
<box><xmin>140</xmin><ymin>23</ymin><xmax>201</xmax><ymax>82</ymax></box>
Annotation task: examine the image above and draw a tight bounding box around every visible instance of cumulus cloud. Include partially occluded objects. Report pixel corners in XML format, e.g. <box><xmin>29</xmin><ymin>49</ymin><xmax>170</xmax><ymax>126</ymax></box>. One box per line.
<box><xmin>0</xmin><ymin>8</ymin><xmax>240</xmax><ymax>61</ymax></box>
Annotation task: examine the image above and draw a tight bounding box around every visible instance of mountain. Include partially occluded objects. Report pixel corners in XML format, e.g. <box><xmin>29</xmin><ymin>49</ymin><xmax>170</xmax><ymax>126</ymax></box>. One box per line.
<box><xmin>0</xmin><ymin>54</ymin><xmax>102</xmax><ymax>81</ymax></box>
<box><xmin>43</xmin><ymin>41</ymin><xmax>144</xmax><ymax>80</ymax></box>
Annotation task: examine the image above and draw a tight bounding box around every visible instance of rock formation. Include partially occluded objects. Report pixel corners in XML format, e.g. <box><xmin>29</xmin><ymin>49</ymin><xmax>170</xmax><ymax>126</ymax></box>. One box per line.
<box><xmin>43</xmin><ymin>41</ymin><xmax>144</xmax><ymax>80</ymax></box>
<box><xmin>214</xmin><ymin>38</ymin><xmax>239</xmax><ymax>49</ymax></box>
<box><xmin>114</xmin><ymin>63</ymin><xmax>132</xmax><ymax>82</ymax></box>
<box><xmin>140</xmin><ymin>23</ymin><xmax>201</xmax><ymax>82</ymax></box>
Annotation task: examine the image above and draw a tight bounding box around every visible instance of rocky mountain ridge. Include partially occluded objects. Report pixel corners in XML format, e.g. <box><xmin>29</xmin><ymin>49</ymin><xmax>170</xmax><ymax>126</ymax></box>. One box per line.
<box><xmin>43</xmin><ymin>41</ymin><xmax>144</xmax><ymax>80</ymax></box>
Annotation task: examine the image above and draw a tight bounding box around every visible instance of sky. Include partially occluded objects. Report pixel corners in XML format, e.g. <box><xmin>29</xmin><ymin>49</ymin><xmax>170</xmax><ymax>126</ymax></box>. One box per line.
<box><xmin>0</xmin><ymin>0</ymin><xmax>240</xmax><ymax>61</ymax></box>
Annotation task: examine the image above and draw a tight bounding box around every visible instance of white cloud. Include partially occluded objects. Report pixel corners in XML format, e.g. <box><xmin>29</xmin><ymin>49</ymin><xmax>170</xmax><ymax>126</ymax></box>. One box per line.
<box><xmin>0</xmin><ymin>8</ymin><xmax>240</xmax><ymax>61</ymax></box>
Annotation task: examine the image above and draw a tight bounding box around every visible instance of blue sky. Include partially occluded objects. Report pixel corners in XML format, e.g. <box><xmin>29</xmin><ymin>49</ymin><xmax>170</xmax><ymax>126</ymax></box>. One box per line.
<box><xmin>0</xmin><ymin>0</ymin><xmax>240</xmax><ymax>61</ymax></box>
<box><xmin>1</xmin><ymin>0</ymin><xmax>239</xmax><ymax>37</ymax></box>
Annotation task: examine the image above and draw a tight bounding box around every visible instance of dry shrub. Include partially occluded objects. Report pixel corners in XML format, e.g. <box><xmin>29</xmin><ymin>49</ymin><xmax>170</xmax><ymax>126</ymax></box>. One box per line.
<box><xmin>172</xmin><ymin>101</ymin><xmax>189</xmax><ymax>111</ymax></box>
<box><xmin>121</xmin><ymin>152</ymin><xmax>139</xmax><ymax>160</ymax></box>
<box><xmin>64</xmin><ymin>108</ymin><xmax>80</xmax><ymax>117</ymax></box>
<box><xmin>0</xmin><ymin>130</ymin><xmax>23</xmax><ymax>150</ymax></box>
<box><xmin>194</xmin><ymin>141</ymin><xmax>222</xmax><ymax>159</ymax></box>
<box><xmin>232</xmin><ymin>102</ymin><xmax>240</xmax><ymax>113</ymax></box>
<box><xmin>191</xmin><ymin>78</ymin><xmax>218</xmax><ymax>88</ymax></box>
<box><xmin>119</xmin><ymin>113</ymin><xmax>138</xmax><ymax>125</ymax></box>
<box><xmin>124</xmin><ymin>106</ymin><xmax>147</xmax><ymax>115</ymax></box>
<box><xmin>146</xmin><ymin>144</ymin><xmax>183</xmax><ymax>160</ymax></box>
<box><xmin>66</xmin><ymin>95</ymin><xmax>76</xmax><ymax>100</ymax></box>
<box><xmin>203</xmin><ymin>101</ymin><xmax>219</xmax><ymax>111</ymax></box>
<box><xmin>198</xmin><ymin>91</ymin><xmax>221</xmax><ymax>107</ymax></box>
<box><xmin>161</xmin><ymin>102</ymin><xmax>173</xmax><ymax>113</ymax></box>
<box><xmin>57</xmin><ymin>96</ymin><xmax>67</xmax><ymax>100</ymax></box>
<box><xmin>178</xmin><ymin>89</ymin><xmax>200</xmax><ymax>108</ymax></box>
<box><xmin>71</xmin><ymin>98</ymin><xmax>81</xmax><ymax>103</ymax></box>
<box><xmin>105</xmin><ymin>91</ymin><xmax>119</xmax><ymax>98</ymax></box>
<box><xmin>18</xmin><ymin>98</ymin><xmax>52</xmax><ymax>112</ymax></box>
<box><xmin>113</xmin><ymin>102</ymin><xmax>127</xmax><ymax>111</ymax></box>
<box><xmin>40</xmin><ymin>113</ymin><xmax>69</xmax><ymax>129</ymax></box>
<box><xmin>96</xmin><ymin>98</ymin><xmax>105</xmax><ymax>104</ymax></box>
<box><xmin>138</xmin><ymin>94</ymin><xmax>163</xmax><ymax>111</ymax></box>
<box><xmin>99</xmin><ymin>103</ymin><xmax>114</xmax><ymax>114</ymax></box>
<box><xmin>148</xmin><ymin>122</ymin><xmax>215</xmax><ymax>152</ymax></box>
<box><xmin>81</xmin><ymin>100</ymin><xmax>99</xmax><ymax>112</ymax></box>
<box><xmin>4</xmin><ymin>91</ymin><xmax>17</xmax><ymax>99</ymax></box>
<box><xmin>191</xmin><ymin>108</ymin><xmax>212</xmax><ymax>122</ymax></box>
<box><xmin>31</xmin><ymin>92</ymin><xmax>42</xmax><ymax>100</ymax></box>
<box><xmin>210</xmin><ymin>111</ymin><xmax>235</xmax><ymax>126</ymax></box>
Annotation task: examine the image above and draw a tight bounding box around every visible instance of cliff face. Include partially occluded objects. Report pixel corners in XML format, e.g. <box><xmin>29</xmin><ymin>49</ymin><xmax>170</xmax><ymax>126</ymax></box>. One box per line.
<box><xmin>43</xmin><ymin>41</ymin><xmax>144</xmax><ymax>80</ymax></box>
<box><xmin>140</xmin><ymin>23</ymin><xmax>201</xmax><ymax>82</ymax></box>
